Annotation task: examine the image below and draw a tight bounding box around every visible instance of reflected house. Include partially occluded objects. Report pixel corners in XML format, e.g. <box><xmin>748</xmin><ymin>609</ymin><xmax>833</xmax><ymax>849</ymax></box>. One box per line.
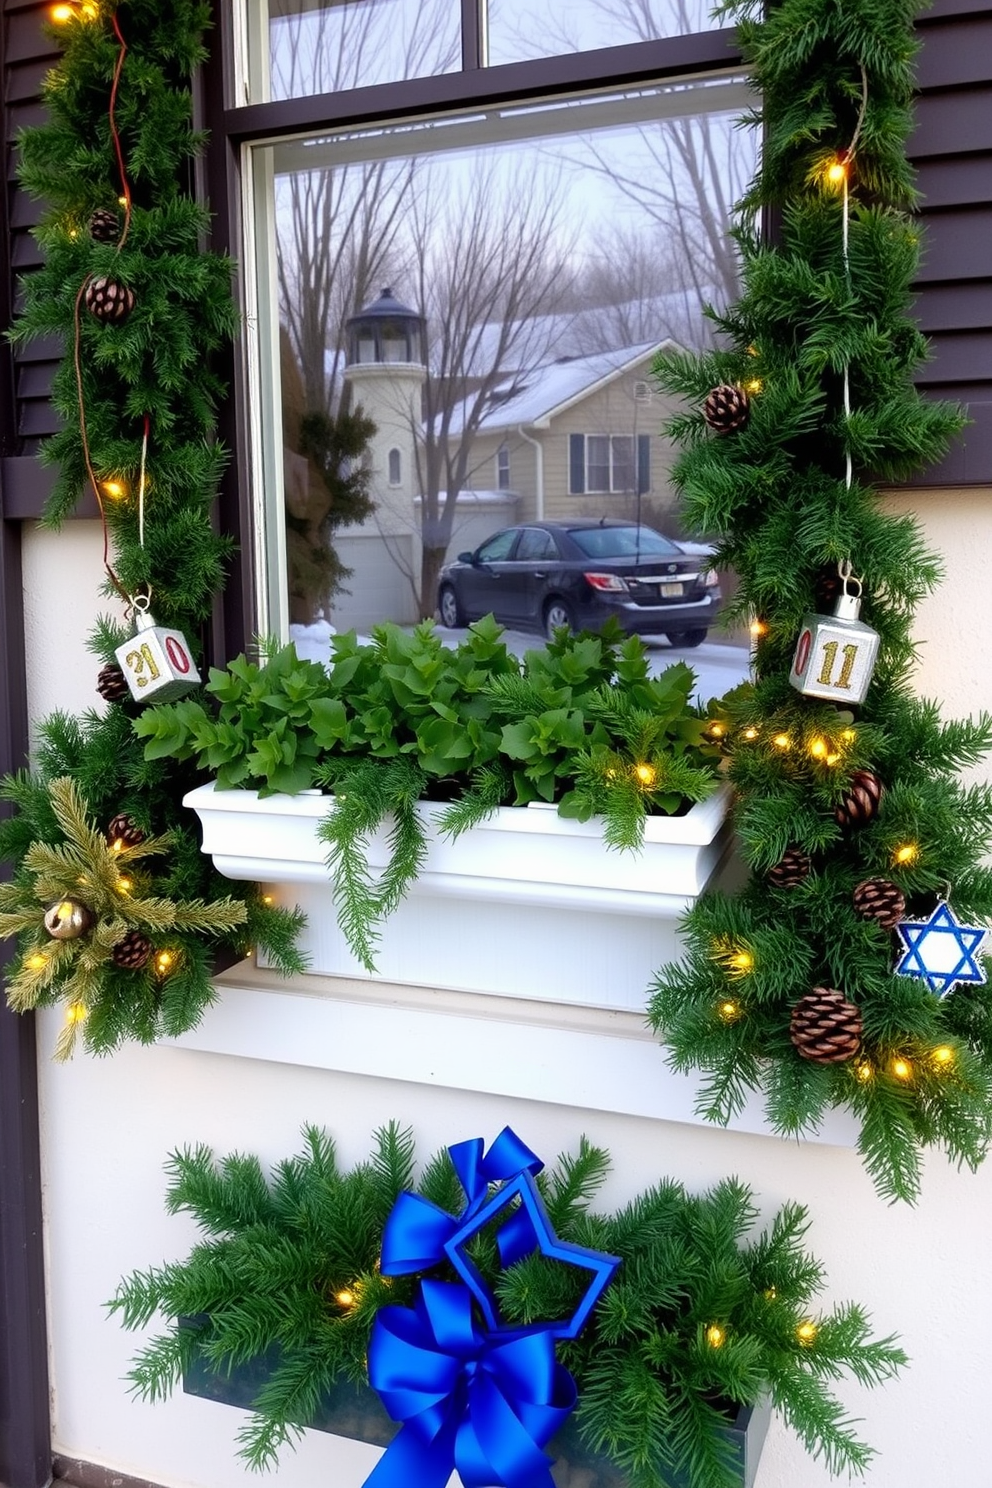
<box><xmin>333</xmin><ymin>294</ymin><xmax>685</xmax><ymax>630</ymax></box>
<box><xmin>451</xmin><ymin>340</ymin><xmax>684</xmax><ymax>529</ymax></box>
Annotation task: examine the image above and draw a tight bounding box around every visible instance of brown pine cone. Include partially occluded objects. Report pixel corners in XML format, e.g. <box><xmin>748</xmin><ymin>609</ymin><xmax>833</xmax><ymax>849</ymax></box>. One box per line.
<box><xmin>89</xmin><ymin>209</ymin><xmax>120</xmax><ymax>243</ymax></box>
<box><xmin>111</xmin><ymin>930</ymin><xmax>153</xmax><ymax>970</ymax></box>
<box><xmin>768</xmin><ymin>845</ymin><xmax>812</xmax><ymax>889</ymax></box>
<box><xmin>790</xmin><ymin>988</ymin><xmax>863</xmax><ymax>1064</ymax></box>
<box><xmin>835</xmin><ymin>769</ymin><xmax>884</xmax><ymax>829</ymax></box>
<box><xmin>852</xmin><ymin>877</ymin><xmax>906</xmax><ymax>930</ymax></box>
<box><xmin>702</xmin><ymin>384</ymin><xmax>750</xmax><ymax>434</ymax></box>
<box><xmin>813</xmin><ymin>564</ymin><xmax>843</xmax><ymax>613</ymax></box>
<box><xmin>85</xmin><ymin>276</ymin><xmax>135</xmax><ymax>323</ymax></box>
<box><xmin>106</xmin><ymin>813</ymin><xmax>146</xmax><ymax>850</ymax></box>
<box><xmin>97</xmin><ymin>663</ymin><xmax>129</xmax><ymax>702</ymax></box>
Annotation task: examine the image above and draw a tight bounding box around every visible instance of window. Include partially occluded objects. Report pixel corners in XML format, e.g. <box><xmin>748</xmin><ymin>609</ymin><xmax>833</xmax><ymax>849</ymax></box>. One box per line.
<box><xmin>515</xmin><ymin>528</ymin><xmax>559</xmax><ymax>562</ymax></box>
<box><xmin>227</xmin><ymin>3</ymin><xmax>749</xmax><ymax>642</ymax></box>
<box><xmin>475</xmin><ymin>528</ymin><xmax>519</xmax><ymax>562</ymax></box>
<box><xmin>569</xmin><ymin>434</ymin><xmax>651</xmax><ymax>495</ymax></box>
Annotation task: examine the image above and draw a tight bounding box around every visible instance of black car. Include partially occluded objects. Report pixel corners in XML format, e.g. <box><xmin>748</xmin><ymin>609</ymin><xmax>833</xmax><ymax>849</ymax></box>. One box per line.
<box><xmin>437</xmin><ymin>520</ymin><xmax>721</xmax><ymax>644</ymax></box>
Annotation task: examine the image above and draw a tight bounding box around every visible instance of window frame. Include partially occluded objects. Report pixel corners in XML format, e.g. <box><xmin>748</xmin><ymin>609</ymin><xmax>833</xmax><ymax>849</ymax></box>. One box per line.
<box><xmin>569</xmin><ymin>432</ymin><xmax>651</xmax><ymax>495</ymax></box>
<box><xmin>200</xmin><ymin>2</ymin><xmax>743</xmax><ymax>655</ymax></box>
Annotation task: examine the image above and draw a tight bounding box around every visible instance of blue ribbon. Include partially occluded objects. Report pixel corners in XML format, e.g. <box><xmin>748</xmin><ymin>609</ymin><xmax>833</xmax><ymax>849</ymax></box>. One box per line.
<box><xmin>364</xmin><ymin>1280</ymin><xmax>576</xmax><ymax>1488</ymax></box>
<box><xmin>380</xmin><ymin>1126</ymin><xmax>543</xmax><ymax>1277</ymax></box>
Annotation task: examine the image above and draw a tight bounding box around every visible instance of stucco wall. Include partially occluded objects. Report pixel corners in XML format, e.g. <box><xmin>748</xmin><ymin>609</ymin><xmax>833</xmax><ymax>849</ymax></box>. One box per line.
<box><xmin>25</xmin><ymin>495</ymin><xmax>992</xmax><ymax>1488</ymax></box>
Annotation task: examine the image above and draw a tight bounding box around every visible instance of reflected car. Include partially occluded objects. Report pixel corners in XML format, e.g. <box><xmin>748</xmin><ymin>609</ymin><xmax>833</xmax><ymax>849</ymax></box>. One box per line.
<box><xmin>437</xmin><ymin>519</ymin><xmax>721</xmax><ymax>644</ymax></box>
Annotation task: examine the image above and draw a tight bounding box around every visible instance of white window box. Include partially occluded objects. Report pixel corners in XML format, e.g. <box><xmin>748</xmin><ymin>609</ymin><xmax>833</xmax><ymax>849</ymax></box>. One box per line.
<box><xmin>183</xmin><ymin>781</ymin><xmax>731</xmax><ymax>1014</ymax></box>
<box><xmin>177</xmin><ymin>781</ymin><xmax>859</xmax><ymax>1147</ymax></box>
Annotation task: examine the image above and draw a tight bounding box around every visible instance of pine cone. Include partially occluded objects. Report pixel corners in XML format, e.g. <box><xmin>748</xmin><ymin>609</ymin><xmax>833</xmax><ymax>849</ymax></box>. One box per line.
<box><xmin>97</xmin><ymin>663</ymin><xmax>129</xmax><ymax>702</ymax></box>
<box><xmin>852</xmin><ymin>877</ymin><xmax>906</xmax><ymax>930</ymax></box>
<box><xmin>703</xmin><ymin>384</ymin><xmax>750</xmax><ymax>434</ymax></box>
<box><xmin>89</xmin><ymin>209</ymin><xmax>120</xmax><ymax>243</ymax></box>
<box><xmin>814</xmin><ymin>564</ymin><xmax>843</xmax><ymax>613</ymax></box>
<box><xmin>106</xmin><ymin>813</ymin><xmax>146</xmax><ymax>849</ymax></box>
<box><xmin>111</xmin><ymin>930</ymin><xmax>152</xmax><ymax>970</ymax></box>
<box><xmin>835</xmin><ymin>769</ymin><xmax>884</xmax><ymax>829</ymax></box>
<box><xmin>84</xmin><ymin>276</ymin><xmax>135</xmax><ymax>324</ymax></box>
<box><xmin>790</xmin><ymin>988</ymin><xmax>863</xmax><ymax>1064</ymax></box>
<box><xmin>768</xmin><ymin>845</ymin><xmax>812</xmax><ymax>889</ymax></box>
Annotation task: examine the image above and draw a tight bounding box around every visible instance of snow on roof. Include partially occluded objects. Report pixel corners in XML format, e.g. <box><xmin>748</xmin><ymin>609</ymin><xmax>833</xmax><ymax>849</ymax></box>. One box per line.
<box><xmin>447</xmin><ymin>341</ymin><xmax>672</xmax><ymax>437</ymax></box>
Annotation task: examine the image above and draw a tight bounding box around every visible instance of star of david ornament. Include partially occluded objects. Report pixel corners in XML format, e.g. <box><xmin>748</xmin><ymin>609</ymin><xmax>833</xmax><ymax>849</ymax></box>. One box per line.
<box><xmin>443</xmin><ymin>1170</ymin><xmax>620</xmax><ymax>1340</ymax></box>
<box><xmin>894</xmin><ymin>900</ymin><xmax>988</xmax><ymax>998</ymax></box>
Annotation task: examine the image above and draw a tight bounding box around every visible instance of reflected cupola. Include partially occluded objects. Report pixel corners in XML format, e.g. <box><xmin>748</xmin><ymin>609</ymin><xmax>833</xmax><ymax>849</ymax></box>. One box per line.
<box><xmin>346</xmin><ymin>287</ymin><xmax>426</xmax><ymax>367</ymax></box>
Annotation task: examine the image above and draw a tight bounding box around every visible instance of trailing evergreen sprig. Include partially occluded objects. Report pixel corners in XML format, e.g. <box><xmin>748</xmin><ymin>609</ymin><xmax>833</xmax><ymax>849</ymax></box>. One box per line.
<box><xmin>112</xmin><ymin>1126</ymin><xmax>905</xmax><ymax>1487</ymax></box>
<box><xmin>135</xmin><ymin>618</ymin><xmax>721</xmax><ymax>970</ymax></box>
<box><xmin>647</xmin><ymin>0</ymin><xmax>990</xmax><ymax>1201</ymax></box>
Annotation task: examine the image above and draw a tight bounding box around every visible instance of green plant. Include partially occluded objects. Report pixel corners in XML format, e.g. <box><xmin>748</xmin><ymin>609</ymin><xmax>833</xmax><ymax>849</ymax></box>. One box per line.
<box><xmin>645</xmin><ymin>0</ymin><xmax>992</xmax><ymax>1202</ymax></box>
<box><xmin>135</xmin><ymin>618</ymin><xmax>721</xmax><ymax>968</ymax></box>
<box><xmin>111</xmin><ymin>1124</ymin><xmax>905</xmax><ymax>1488</ymax></box>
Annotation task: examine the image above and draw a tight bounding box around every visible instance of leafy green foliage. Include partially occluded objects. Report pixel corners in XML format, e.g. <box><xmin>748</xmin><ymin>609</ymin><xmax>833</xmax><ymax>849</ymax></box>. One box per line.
<box><xmin>0</xmin><ymin>3</ymin><xmax>307</xmax><ymax>1052</ymax></box>
<box><xmin>112</xmin><ymin>1127</ymin><xmax>905</xmax><ymax>1486</ymax></box>
<box><xmin>135</xmin><ymin>617</ymin><xmax>721</xmax><ymax>968</ymax></box>
<box><xmin>647</xmin><ymin>0</ymin><xmax>989</xmax><ymax>1201</ymax></box>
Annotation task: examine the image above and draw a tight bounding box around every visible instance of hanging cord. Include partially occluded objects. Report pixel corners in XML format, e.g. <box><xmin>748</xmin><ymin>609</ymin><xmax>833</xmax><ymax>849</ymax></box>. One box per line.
<box><xmin>71</xmin><ymin>8</ymin><xmax>151</xmax><ymax>611</ymax></box>
<box><xmin>839</xmin><ymin>65</ymin><xmax>869</xmax><ymax>494</ymax></box>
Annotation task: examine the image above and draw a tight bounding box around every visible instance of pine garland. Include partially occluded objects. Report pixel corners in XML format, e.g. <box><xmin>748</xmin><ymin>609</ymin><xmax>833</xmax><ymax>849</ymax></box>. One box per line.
<box><xmin>647</xmin><ymin>0</ymin><xmax>992</xmax><ymax>1202</ymax></box>
<box><xmin>111</xmin><ymin>1126</ymin><xmax>905</xmax><ymax>1487</ymax></box>
<box><xmin>1</xmin><ymin>0</ymin><xmax>307</xmax><ymax>1051</ymax></box>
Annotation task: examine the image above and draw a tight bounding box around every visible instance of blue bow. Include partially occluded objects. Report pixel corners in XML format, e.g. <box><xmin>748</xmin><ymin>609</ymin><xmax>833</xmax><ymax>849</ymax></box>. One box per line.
<box><xmin>381</xmin><ymin>1126</ymin><xmax>543</xmax><ymax>1277</ymax></box>
<box><xmin>363</xmin><ymin>1280</ymin><xmax>576</xmax><ymax>1488</ymax></box>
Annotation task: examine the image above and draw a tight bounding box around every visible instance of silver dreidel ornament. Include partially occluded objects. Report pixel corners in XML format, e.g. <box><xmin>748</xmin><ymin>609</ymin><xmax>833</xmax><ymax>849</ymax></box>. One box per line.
<box><xmin>114</xmin><ymin>599</ymin><xmax>201</xmax><ymax>703</ymax></box>
<box><xmin>789</xmin><ymin>563</ymin><xmax>880</xmax><ymax>704</ymax></box>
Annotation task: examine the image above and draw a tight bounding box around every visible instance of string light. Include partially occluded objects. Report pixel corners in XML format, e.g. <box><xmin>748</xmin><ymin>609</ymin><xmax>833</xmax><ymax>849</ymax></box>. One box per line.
<box><xmin>335</xmin><ymin>1288</ymin><xmax>356</xmax><ymax>1309</ymax></box>
<box><xmin>156</xmin><ymin>950</ymin><xmax>175</xmax><ymax>974</ymax></box>
<box><xmin>890</xmin><ymin>1056</ymin><xmax>913</xmax><ymax>1082</ymax></box>
<box><xmin>892</xmin><ymin>843</ymin><xmax>919</xmax><ymax>867</ymax></box>
<box><xmin>772</xmin><ymin>733</ymin><xmax>791</xmax><ymax>750</ymax></box>
<box><xmin>931</xmin><ymin>1045</ymin><xmax>956</xmax><ymax>1069</ymax></box>
<box><xmin>796</xmin><ymin>1320</ymin><xmax>819</xmax><ymax>1346</ymax></box>
<box><xmin>742</xmin><ymin>726</ymin><xmax>759</xmax><ymax>742</ymax></box>
<box><xmin>51</xmin><ymin>4</ymin><xmax>76</xmax><ymax>20</ymax></box>
<box><xmin>705</xmin><ymin>1324</ymin><xmax>726</xmax><ymax>1349</ymax></box>
<box><xmin>102</xmin><ymin>480</ymin><xmax>127</xmax><ymax>500</ymax></box>
<box><xmin>809</xmin><ymin>738</ymin><xmax>828</xmax><ymax>758</ymax></box>
<box><xmin>707</xmin><ymin>722</ymin><xmax>726</xmax><ymax>740</ymax></box>
<box><xmin>262</xmin><ymin>894</ymin><xmax>274</xmax><ymax>905</ymax></box>
<box><xmin>111</xmin><ymin>837</ymin><xmax>125</xmax><ymax>854</ymax></box>
<box><xmin>66</xmin><ymin>1001</ymin><xmax>89</xmax><ymax>1025</ymax></box>
<box><xmin>855</xmin><ymin>1059</ymin><xmax>874</xmax><ymax>1083</ymax></box>
<box><xmin>826</xmin><ymin>157</ymin><xmax>848</xmax><ymax>185</ymax></box>
<box><xmin>714</xmin><ymin>938</ymin><xmax>754</xmax><ymax>977</ymax></box>
<box><xmin>117</xmin><ymin>876</ymin><xmax>132</xmax><ymax>893</ymax></box>
<box><xmin>744</xmin><ymin>378</ymin><xmax>762</xmax><ymax>394</ymax></box>
<box><xmin>634</xmin><ymin>762</ymin><xmax>657</xmax><ymax>788</ymax></box>
<box><xmin>764</xmin><ymin>1286</ymin><xmax>777</xmax><ymax>1301</ymax></box>
<box><xmin>718</xmin><ymin>999</ymin><xmax>743</xmax><ymax>1023</ymax></box>
<box><xmin>750</xmin><ymin>619</ymin><xmax>767</xmax><ymax>639</ymax></box>
<box><xmin>841</xmin><ymin>728</ymin><xmax>856</xmax><ymax>743</ymax></box>
<box><xmin>27</xmin><ymin>953</ymin><xmax>48</xmax><ymax>971</ymax></box>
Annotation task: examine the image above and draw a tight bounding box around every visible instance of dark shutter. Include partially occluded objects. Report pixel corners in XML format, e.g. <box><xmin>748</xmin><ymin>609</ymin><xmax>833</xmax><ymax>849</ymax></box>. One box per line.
<box><xmin>637</xmin><ymin>434</ymin><xmax>650</xmax><ymax>495</ymax></box>
<box><xmin>568</xmin><ymin>433</ymin><xmax>585</xmax><ymax>494</ymax></box>
<box><xmin>909</xmin><ymin>0</ymin><xmax>992</xmax><ymax>484</ymax></box>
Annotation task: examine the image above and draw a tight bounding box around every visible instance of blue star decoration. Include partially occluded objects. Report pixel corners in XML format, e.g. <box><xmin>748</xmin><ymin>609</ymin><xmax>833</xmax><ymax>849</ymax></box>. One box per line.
<box><xmin>443</xmin><ymin>1171</ymin><xmax>620</xmax><ymax>1340</ymax></box>
<box><xmin>894</xmin><ymin>901</ymin><xmax>988</xmax><ymax>998</ymax></box>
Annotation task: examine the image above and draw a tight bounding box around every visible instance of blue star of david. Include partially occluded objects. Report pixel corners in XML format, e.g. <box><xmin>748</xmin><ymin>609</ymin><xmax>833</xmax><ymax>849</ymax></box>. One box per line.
<box><xmin>894</xmin><ymin>901</ymin><xmax>988</xmax><ymax>998</ymax></box>
<box><xmin>443</xmin><ymin>1170</ymin><xmax>620</xmax><ymax>1340</ymax></box>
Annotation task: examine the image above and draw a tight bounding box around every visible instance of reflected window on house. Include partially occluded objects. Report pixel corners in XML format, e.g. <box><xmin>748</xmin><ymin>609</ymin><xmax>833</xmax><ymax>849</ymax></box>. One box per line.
<box><xmin>388</xmin><ymin>447</ymin><xmax>402</xmax><ymax>484</ymax></box>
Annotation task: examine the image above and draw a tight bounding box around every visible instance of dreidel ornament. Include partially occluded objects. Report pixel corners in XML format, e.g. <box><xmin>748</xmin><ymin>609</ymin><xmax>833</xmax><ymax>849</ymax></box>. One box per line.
<box><xmin>789</xmin><ymin>562</ymin><xmax>879</xmax><ymax>704</ymax></box>
<box><xmin>114</xmin><ymin>597</ymin><xmax>201</xmax><ymax>704</ymax></box>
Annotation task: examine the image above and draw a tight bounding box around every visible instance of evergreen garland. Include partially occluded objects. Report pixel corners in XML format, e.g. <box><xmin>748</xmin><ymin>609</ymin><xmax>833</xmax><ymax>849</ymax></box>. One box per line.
<box><xmin>647</xmin><ymin>0</ymin><xmax>992</xmax><ymax>1201</ymax></box>
<box><xmin>1</xmin><ymin>0</ymin><xmax>307</xmax><ymax>1051</ymax></box>
<box><xmin>111</xmin><ymin>1126</ymin><xmax>905</xmax><ymax>1488</ymax></box>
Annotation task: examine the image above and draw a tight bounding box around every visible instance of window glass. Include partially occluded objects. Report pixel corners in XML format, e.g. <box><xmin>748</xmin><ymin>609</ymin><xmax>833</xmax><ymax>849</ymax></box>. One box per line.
<box><xmin>487</xmin><ymin>0</ymin><xmax>719</xmax><ymax>67</ymax></box>
<box><xmin>567</xmin><ymin>524</ymin><xmax>682</xmax><ymax>558</ymax></box>
<box><xmin>476</xmin><ymin>528</ymin><xmax>519</xmax><ymax>561</ymax></box>
<box><xmin>256</xmin><ymin>0</ymin><xmax>460</xmax><ymax>104</ymax></box>
<box><xmin>516</xmin><ymin>528</ymin><xmax>558</xmax><ymax>561</ymax></box>
<box><xmin>250</xmin><ymin>75</ymin><xmax>753</xmax><ymax>640</ymax></box>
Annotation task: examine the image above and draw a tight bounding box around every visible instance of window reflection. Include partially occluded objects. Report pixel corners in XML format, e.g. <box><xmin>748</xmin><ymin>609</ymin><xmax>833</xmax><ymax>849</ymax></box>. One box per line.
<box><xmin>487</xmin><ymin>0</ymin><xmax>718</xmax><ymax>67</ymax></box>
<box><xmin>264</xmin><ymin>0</ymin><xmax>459</xmax><ymax>103</ymax></box>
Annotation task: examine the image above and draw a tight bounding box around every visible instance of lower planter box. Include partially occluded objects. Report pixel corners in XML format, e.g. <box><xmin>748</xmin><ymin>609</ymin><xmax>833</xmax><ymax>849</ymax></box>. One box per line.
<box><xmin>184</xmin><ymin>782</ymin><xmax>732</xmax><ymax>1013</ymax></box>
<box><xmin>180</xmin><ymin>1324</ymin><xmax>770</xmax><ymax>1488</ymax></box>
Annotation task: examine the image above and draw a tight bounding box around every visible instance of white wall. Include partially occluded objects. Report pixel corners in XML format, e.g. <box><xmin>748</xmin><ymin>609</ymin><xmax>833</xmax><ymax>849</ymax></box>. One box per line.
<box><xmin>28</xmin><ymin>494</ymin><xmax>992</xmax><ymax>1488</ymax></box>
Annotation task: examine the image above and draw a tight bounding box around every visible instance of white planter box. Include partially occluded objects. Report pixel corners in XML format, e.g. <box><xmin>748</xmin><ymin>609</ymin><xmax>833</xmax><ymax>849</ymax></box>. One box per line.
<box><xmin>184</xmin><ymin>782</ymin><xmax>731</xmax><ymax>1014</ymax></box>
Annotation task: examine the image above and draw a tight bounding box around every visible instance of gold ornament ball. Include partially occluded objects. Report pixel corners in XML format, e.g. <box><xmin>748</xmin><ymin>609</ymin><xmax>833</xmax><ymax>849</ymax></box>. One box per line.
<box><xmin>44</xmin><ymin>898</ymin><xmax>93</xmax><ymax>940</ymax></box>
